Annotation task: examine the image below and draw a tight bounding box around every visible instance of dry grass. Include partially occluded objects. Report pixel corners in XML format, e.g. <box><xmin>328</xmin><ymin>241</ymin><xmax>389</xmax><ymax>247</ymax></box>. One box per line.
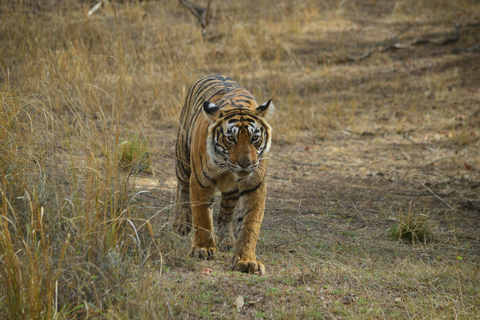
<box><xmin>1</xmin><ymin>0</ymin><xmax>480</xmax><ymax>319</ymax></box>
<box><xmin>390</xmin><ymin>202</ymin><xmax>437</xmax><ymax>243</ymax></box>
<box><xmin>117</xmin><ymin>133</ymin><xmax>152</xmax><ymax>174</ymax></box>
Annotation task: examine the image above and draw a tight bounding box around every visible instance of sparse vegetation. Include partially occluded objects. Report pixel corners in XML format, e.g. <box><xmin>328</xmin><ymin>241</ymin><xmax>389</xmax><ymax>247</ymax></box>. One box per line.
<box><xmin>390</xmin><ymin>203</ymin><xmax>437</xmax><ymax>243</ymax></box>
<box><xmin>1</xmin><ymin>0</ymin><xmax>479</xmax><ymax>319</ymax></box>
<box><xmin>118</xmin><ymin>133</ymin><xmax>152</xmax><ymax>174</ymax></box>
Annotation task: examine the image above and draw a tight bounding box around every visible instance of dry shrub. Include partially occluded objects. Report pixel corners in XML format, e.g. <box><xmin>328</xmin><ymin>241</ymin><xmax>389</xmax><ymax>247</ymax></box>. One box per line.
<box><xmin>0</xmin><ymin>21</ymin><xmax>159</xmax><ymax>318</ymax></box>
<box><xmin>118</xmin><ymin>133</ymin><xmax>152</xmax><ymax>174</ymax></box>
<box><xmin>390</xmin><ymin>202</ymin><xmax>437</xmax><ymax>243</ymax></box>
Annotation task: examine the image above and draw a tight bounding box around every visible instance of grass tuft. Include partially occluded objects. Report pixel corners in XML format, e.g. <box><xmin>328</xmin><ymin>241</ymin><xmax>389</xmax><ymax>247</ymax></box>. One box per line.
<box><xmin>118</xmin><ymin>133</ymin><xmax>152</xmax><ymax>174</ymax></box>
<box><xmin>390</xmin><ymin>202</ymin><xmax>437</xmax><ymax>243</ymax></box>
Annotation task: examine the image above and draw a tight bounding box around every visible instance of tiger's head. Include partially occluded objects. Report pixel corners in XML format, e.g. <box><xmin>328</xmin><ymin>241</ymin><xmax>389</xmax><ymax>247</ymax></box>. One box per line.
<box><xmin>203</xmin><ymin>99</ymin><xmax>274</xmax><ymax>177</ymax></box>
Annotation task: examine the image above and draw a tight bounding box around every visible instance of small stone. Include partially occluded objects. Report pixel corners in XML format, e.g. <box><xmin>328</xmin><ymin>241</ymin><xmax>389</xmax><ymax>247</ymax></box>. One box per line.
<box><xmin>233</xmin><ymin>296</ymin><xmax>244</xmax><ymax>311</ymax></box>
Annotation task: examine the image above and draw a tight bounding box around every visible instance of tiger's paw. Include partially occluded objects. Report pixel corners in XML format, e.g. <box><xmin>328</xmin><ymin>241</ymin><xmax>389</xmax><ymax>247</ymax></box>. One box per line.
<box><xmin>232</xmin><ymin>255</ymin><xmax>265</xmax><ymax>275</ymax></box>
<box><xmin>217</xmin><ymin>222</ymin><xmax>235</xmax><ymax>252</ymax></box>
<box><xmin>218</xmin><ymin>238</ymin><xmax>235</xmax><ymax>252</ymax></box>
<box><xmin>173</xmin><ymin>220</ymin><xmax>191</xmax><ymax>236</ymax></box>
<box><xmin>190</xmin><ymin>246</ymin><xmax>217</xmax><ymax>260</ymax></box>
<box><xmin>172</xmin><ymin>213</ymin><xmax>192</xmax><ymax>236</ymax></box>
<box><xmin>217</xmin><ymin>232</ymin><xmax>236</xmax><ymax>252</ymax></box>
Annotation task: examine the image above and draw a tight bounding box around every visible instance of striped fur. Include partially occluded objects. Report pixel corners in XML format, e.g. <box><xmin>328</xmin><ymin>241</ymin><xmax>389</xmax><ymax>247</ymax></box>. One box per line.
<box><xmin>172</xmin><ymin>74</ymin><xmax>274</xmax><ymax>275</ymax></box>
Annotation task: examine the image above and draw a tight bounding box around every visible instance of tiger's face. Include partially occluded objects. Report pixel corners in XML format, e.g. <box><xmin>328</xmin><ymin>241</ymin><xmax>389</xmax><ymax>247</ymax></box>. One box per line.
<box><xmin>203</xmin><ymin>100</ymin><xmax>274</xmax><ymax>177</ymax></box>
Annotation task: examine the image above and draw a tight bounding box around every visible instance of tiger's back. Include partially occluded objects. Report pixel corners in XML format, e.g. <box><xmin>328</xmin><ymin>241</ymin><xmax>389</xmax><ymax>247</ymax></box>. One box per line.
<box><xmin>172</xmin><ymin>74</ymin><xmax>274</xmax><ymax>275</ymax></box>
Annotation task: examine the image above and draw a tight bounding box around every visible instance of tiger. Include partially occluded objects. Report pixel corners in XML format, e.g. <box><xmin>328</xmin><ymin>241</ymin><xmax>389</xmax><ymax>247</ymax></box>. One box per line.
<box><xmin>172</xmin><ymin>74</ymin><xmax>274</xmax><ymax>275</ymax></box>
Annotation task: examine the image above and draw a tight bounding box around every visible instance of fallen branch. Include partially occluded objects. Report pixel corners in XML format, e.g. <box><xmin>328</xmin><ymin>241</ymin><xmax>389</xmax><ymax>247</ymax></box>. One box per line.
<box><xmin>343</xmin><ymin>22</ymin><xmax>480</xmax><ymax>63</ymax></box>
<box><xmin>178</xmin><ymin>0</ymin><xmax>212</xmax><ymax>30</ymax></box>
<box><xmin>390</xmin><ymin>190</ymin><xmax>456</xmax><ymax>198</ymax></box>
<box><xmin>343</xmin><ymin>50</ymin><xmax>372</xmax><ymax>62</ymax></box>
<box><xmin>273</xmin><ymin>238</ymin><xmax>303</xmax><ymax>249</ymax></box>
<box><xmin>383</xmin><ymin>23</ymin><xmax>480</xmax><ymax>52</ymax></box>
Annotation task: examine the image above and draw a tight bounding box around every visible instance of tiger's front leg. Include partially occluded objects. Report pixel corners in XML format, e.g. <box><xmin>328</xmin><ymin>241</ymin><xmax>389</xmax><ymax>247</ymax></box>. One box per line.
<box><xmin>189</xmin><ymin>179</ymin><xmax>217</xmax><ymax>260</ymax></box>
<box><xmin>232</xmin><ymin>182</ymin><xmax>267</xmax><ymax>275</ymax></box>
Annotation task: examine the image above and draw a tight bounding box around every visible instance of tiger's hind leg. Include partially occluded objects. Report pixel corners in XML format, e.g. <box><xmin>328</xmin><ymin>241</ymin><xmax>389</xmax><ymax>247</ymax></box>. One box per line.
<box><xmin>172</xmin><ymin>183</ymin><xmax>192</xmax><ymax>236</ymax></box>
<box><xmin>216</xmin><ymin>190</ymin><xmax>239</xmax><ymax>252</ymax></box>
<box><xmin>172</xmin><ymin>135</ymin><xmax>193</xmax><ymax>236</ymax></box>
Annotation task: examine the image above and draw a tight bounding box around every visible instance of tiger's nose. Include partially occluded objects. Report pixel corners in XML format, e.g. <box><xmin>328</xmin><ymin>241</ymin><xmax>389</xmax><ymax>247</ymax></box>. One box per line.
<box><xmin>237</xmin><ymin>160</ymin><xmax>252</xmax><ymax>168</ymax></box>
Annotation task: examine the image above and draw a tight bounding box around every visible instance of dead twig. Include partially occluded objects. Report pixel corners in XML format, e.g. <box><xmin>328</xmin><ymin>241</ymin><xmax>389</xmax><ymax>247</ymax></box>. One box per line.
<box><xmin>273</xmin><ymin>238</ymin><xmax>304</xmax><ymax>249</ymax></box>
<box><xmin>343</xmin><ymin>22</ymin><xmax>480</xmax><ymax>64</ymax></box>
<box><xmin>343</xmin><ymin>51</ymin><xmax>372</xmax><ymax>62</ymax></box>
<box><xmin>289</xmin><ymin>216</ymin><xmax>309</xmax><ymax>233</ymax></box>
<box><xmin>282</xmin><ymin>43</ymin><xmax>305</xmax><ymax>69</ymax></box>
<box><xmin>177</xmin><ymin>0</ymin><xmax>212</xmax><ymax>31</ymax></box>
<box><xmin>352</xmin><ymin>207</ymin><xmax>379</xmax><ymax>214</ymax></box>
<box><xmin>412</xmin><ymin>179</ymin><xmax>454</xmax><ymax>209</ymax></box>
<box><xmin>390</xmin><ymin>190</ymin><xmax>456</xmax><ymax>198</ymax></box>
<box><xmin>88</xmin><ymin>1</ymin><xmax>103</xmax><ymax>16</ymax></box>
<box><xmin>428</xmin><ymin>156</ymin><xmax>454</xmax><ymax>166</ymax></box>
<box><xmin>351</xmin><ymin>203</ymin><xmax>368</xmax><ymax>222</ymax></box>
<box><xmin>381</xmin><ymin>23</ymin><xmax>462</xmax><ymax>52</ymax></box>
<box><xmin>347</xmin><ymin>223</ymin><xmax>366</xmax><ymax>231</ymax></box>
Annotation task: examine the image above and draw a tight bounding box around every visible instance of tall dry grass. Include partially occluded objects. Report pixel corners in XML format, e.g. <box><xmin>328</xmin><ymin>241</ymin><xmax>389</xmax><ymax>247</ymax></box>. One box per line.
<box><xmin>0</xmin><ymin>64</ymin><xmax>161</xmax><ymax>319</ymax></box>
<box><xmin>0</xmin><ymin>2</ymin><xmax>167</xmax><ymax>317</ymax></box>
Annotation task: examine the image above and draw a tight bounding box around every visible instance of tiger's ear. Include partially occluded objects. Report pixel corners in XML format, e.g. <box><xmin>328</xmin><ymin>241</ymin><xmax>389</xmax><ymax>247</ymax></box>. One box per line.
<box><xmin>256</xmin><ymin>99</ymin><xmax>274</xmax><ymax>119</ymax></box>
<box><xmin>203</xmin><ymin>101</ymin><xmax>221</xmax><ymax>120</ymax></box>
